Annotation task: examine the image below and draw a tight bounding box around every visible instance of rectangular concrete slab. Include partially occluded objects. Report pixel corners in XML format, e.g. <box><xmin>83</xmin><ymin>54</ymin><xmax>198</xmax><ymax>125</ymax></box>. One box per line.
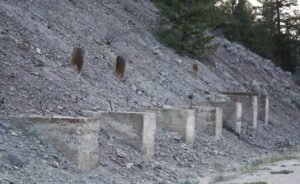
<box><xmin>100</xmin><ymin>111</ymin><xmax>156</xmax><ymax>158</ymax></box>
<box><xmin>198</xmin><ymin>102</ymin><xmax>242</xmax><ymax>135</ymax></box>
<box><xmin>17</xmin><ymin>115</ymin><xmax>100</xmax><ymax>171</ymax></box>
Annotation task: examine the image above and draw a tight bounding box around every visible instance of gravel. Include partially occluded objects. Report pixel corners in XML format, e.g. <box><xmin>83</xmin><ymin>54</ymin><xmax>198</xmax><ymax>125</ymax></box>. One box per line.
<box><xmin>0</xmin><ymin>0</ymin><xmax>299</xmax><ymax>183</ymax></box>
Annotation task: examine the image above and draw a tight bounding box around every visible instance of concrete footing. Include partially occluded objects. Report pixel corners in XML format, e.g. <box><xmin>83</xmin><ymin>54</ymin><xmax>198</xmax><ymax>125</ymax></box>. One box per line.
<box><xmin>258</xmin><ymin>96</ymin><xmax>269</xmax><ymax>124</ymax></box>
<box><xmin>156</xmin><ymin>107</ymin><xmax>195</xmax><ymax>146</ymax></box>
<box><xmin>222</xmin><ymin>92</ymin><xmax>258</xmax><ymax>129</ymax></box>
<box><xmin>18</xmin><ymin>115</ymin><xmax>100</xmax><ymax>171</ymax></box>
<box><xmin>192</xmin><ymin>106</ymin><xmax>223</xmax><ymax>138</ymax></box>
<box><xmin>198</xmin><ymin>102</ymin><xmax>242</xmax><ymax>135</ymax></box>
<box><xmin>100</xmin><ymin>112</ymin><xmax>156</xmax><ymax>158</ymax></box>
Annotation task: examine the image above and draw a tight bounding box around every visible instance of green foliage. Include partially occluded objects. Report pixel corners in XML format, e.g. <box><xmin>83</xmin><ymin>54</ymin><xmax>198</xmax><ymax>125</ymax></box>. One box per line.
<box><xmin>220</xmin><ymin>0</ymin><xmax>275</xmax><ymax>59</ymax></box>
<box><xmin>154</xmin><ymin>0</ymin><xmax>222</xmax><ymax>59</ymax></box>
<box><xmin>270</xmin><ymin>170</ymin><xmax>294</xmax><ymax>174</ymax></box>
<box><xmin>219</xmin><ymin>0</ymin><xmax>300</xmax><ymax>72</ymax></box>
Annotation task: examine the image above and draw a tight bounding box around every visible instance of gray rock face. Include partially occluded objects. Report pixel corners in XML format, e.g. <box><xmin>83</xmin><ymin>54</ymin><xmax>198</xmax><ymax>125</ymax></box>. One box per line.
<box><xmin>290</xmin><ymin>92</ymin><xmax>300</xmax><ymax>109</ymax></box>
<box><xmin>7</xmin><ymin>154</ymin><xmax>25</xmax><ymax>168</ymax></box>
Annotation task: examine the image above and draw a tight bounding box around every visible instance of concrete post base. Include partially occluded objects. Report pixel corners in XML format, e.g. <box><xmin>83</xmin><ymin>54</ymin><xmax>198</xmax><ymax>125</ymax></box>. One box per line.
<box><xmin>222</xmin><ymin>92</ymin><xmax>258</xmax><ymax>129</ymax></box>
<box><xmin>157</xmin><ymin>107</ymin><xmax>195</xmax><ymax>146</ymax></box>
<box><xmin>258</xmin><ymin>96</ymin><xmax>269</xmax><ymax>124</ymax></box>
<box><xmin>17</xmin><ymin>115</ymin><xmax>100</xmax><ymax>171</ymax></box>
<box><xmin>193</xmin><ymin>106</ymin><xmax>223</xmax><ymax>138</ymax></box>
<box><xmin>198</xmin><ymin>102</ymin><xmax>242</xmax><ymax>135</ymax></box>
<box><xmin>100</xmin><ymin>112</ymin><xmax>156</xmax><ymax>158</ymax></box>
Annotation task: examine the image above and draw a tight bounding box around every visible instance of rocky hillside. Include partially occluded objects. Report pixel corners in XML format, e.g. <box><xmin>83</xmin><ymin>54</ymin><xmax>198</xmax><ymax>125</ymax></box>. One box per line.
<box><xmin>0</xmin><ymin>0</ymin><xmax>300</xmax><ymax>183</ymax></box>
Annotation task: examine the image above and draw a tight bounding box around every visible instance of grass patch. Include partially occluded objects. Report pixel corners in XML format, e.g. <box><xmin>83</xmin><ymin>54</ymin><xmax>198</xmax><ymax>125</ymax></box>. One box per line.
<box><xmin>240</xmin><ymin>151</ymin><xmax>298</xmax><ymax>174</ymax></box>
<box><xmin>210</xmin><ymin>174</ymin><xmax>236</xmax><ymax>184</ymax></box>
<box><xmin>259</xmin><ymin>167</ymin><xmax>271</xmax><ymax>171</ymax></box>
<box><xmin>270</xmin><ymin>170</ymin><xmax>294</xmax><ymax>174</ymax></box>
<box><xmin>179</xmin><ymin>178</ymin><xmax>200</xmax><ymax>184</ymax></box>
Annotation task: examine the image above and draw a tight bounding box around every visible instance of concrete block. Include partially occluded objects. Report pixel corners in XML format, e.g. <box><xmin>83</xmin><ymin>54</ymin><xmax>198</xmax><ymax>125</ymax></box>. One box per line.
<box><xmin>221</xmin><ymin>93</ymin><xmax>258</xmax><ymax>129</ymax></box>
<box><xmin>192</xmin><ymin>106</ymin><xmax>222</xmax><ymax>138</ymax></box>
<box><xmin>224</xmin><ymin>102</ymin><xmax>242</xmax><ymax>135</ymax></box>
<box><xmin>101</xmin><ymin>112</ymin><xmax>156</xmax><ymax>158</ymax></box>
<box><xmin>258</xmin><ymin>96</ymin><xmax>269</xmax><ymax>124</ymax></box>
<box><xmin>253</xmin><ymin>96</ymin><xmax>258</xmax><ymax>129</ymax></box>
<box><xmin>157</xmin><ymin>107</ymin><xmax>195</xmax><ymax>146</ymax></box>
<box><xmin>198</xmin><ymin>102</ymin><xmax>242</xmax><ymax>135</ymax></box>
<box><xmin>18</xmin><ymin>115</ymin><xmax>100</xmax><ymax>171</ymax></box>
<box><xmin>203</xmin><ymin>94</ymin><xmax>231</xmax><ymax>102</ymax></box>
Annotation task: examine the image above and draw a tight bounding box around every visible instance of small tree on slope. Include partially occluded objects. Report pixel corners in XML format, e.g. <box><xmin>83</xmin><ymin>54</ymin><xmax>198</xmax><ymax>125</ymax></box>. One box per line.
<box><xmin>154</xmin><ymin>0</ymin><xmax>222</xmax><ymax>59</ymax></box>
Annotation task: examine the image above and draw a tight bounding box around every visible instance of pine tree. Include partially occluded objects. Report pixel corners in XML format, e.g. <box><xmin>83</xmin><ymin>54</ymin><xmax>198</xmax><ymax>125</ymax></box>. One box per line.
<box><xmin>258</xmin><ymin>0</ymin><xmax>299</xmax><ymax>67</ymax></box>
<box><xmin>219</xmin><ymin>0</ymin><xmax>275</xmax><ymax>58</ymax></box>
<box><xmin>154</xmin><ymin>0</ymin><xmax>222</xmax><ymax>59</ymax></box>
<box><xmin>220</xmin><ymin>0</ymin><xmax>255</xmax><ymax>42</ymax></box>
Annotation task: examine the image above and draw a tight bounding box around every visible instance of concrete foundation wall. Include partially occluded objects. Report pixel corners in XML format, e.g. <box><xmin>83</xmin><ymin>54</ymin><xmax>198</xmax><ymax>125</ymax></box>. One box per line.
<box><xmin>156</xmin><ymin>108</ymin><xmax>195</xmax><ymax>146</ymax></box>
<box><xmin>101</xmin><ymin>112</ymin><xmax>156</xmax><ymax>158</ymax></box>
<box><xmin>18</xmin><ymin>116</ymin><xmax>100</xmax><ymax>171</ymax></box>
<box><xmin>258</xmin><ymin>96</ymin><xmax>269</xmax><ymax>124</ymax></box>
<box><xmin>198</xmin><ymin>102</ymin><xmax>242</xmax><ymax>135</ymax></box>
<box><xmin>222</xmin><ymin>94</ymin><xmax>258</xmax><ymax>129</ymax></box>
<box><xmin>192</xmin><ymin>106</ymin><xmax>222</xmax><ymax>138</ymax></box>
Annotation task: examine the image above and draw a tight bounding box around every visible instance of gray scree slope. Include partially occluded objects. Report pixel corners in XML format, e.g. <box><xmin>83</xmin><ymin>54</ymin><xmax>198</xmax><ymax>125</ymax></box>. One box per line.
<box><xmin>0</xmin><ymin>0</ymin><xmax>300</xmax><ymax>183</ymax></box>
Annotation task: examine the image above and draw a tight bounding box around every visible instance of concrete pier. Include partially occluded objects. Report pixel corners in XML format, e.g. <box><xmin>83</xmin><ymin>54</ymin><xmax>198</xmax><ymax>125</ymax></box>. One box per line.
<box><xmin>193</xmin><ymin>106</ymin><xmax>223</xmax><ymax>138</ymax></box>
<box><xmin>100</xmin><ymin>111</ymin><xmax>156</xmax><ymax>158</ymax></box>
<box><xmin>258</xmin><ymin>96</ymin><xmax>269</xmax><ymax>124</ymax></box>
<box><xmin>222</xmin><ymin>92</ymin><xmax>258</xmax><ymax>129</ymax></box>
<box><xmin>18</xmin><ymin>115</ymin><xmax>100</xmax><ymax>171</ymax></box>
<box><xmin>198</xmin><ymin>102</ymin><xmax>242</xmax><ymax>135</ymax></box>
<box><xmin>156</xmin><ymin>107</ymin><xmax>195</xmax><ymax>146</ymax></box>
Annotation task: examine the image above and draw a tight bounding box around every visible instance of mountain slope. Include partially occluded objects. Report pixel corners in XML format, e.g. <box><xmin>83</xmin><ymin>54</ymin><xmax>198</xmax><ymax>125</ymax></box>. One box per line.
<box><xmin>0</xmin><ymin>0</ymin><xmax>299</xmax><ymax>183</ymax></box>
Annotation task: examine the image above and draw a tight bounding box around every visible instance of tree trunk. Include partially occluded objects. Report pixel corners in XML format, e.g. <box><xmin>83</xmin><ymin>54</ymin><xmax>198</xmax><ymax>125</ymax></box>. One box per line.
<box><xmin>275</xmin><ymin>0</ymin><xmax>282</xmax><ymax>67</ymax></box>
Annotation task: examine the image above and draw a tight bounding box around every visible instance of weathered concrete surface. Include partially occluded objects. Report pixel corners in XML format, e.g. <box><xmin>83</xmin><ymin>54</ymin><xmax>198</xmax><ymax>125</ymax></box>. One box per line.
<box><xmin>191</xmin><ymin>106</ymin><xmax>223</xmax><ymax>138</ymax></box>
<box><xmin>155</xmin><ymin>107</ymin><xmax>195</xmax><ymax>146</ymax></box>
<box><xmin>16</xmin><ymin>115</ymin><xmax>100</xmax><ymax>171</ymax></box>
<box><xmin>203</xmin><ymin>94</ymin><xmax>231</xmax><ymax>102</ymax></box>
<box><xmin>198</xmin><ymin>102</ymin><xmax>242</xmax><ymax>135</ymax></box>
<box><xmin>100</xmin><ymin>111</ymin><xmax>156</xmax><ymax>158</ymax></box>
<box><xmin>222</xmin><ymin>93</ymin><xmax>258</xmax><ymax>129</ymax></box>
<box><xmin>226</xmin><ymin>102</ymin><xmax>242</xmax><ymax>135</ymax></box>
<box><xmin>258</xmin><ymin>96</ymin><xmax>269</xmax><ymax>124</ymax></box>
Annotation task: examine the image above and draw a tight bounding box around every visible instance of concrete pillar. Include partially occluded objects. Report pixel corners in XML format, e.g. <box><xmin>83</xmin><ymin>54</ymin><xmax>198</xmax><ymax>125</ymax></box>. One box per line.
<box><xmin>17</xmin><ymin>116</ymin><xmax>100</xmax><ymax>171</ymax></box>
<box><xmin>236</xmin><ymin>102</ymin><xmax>242</xmax><ymax>134</ymax></box>
<box><xmin>101</xmin><ymin>112</ymin><xmax>156</xmax><ymax>158</ymax></box>
<box><xmin>198</xmin><ymin>102</ymin><xmax>242</xmax><ymax>135</ymax></box>
<box><xmin>252</xmin><ymin>96</ymin><xmax>258</xmax><ymax>129</ymax></box>
<box><xmin>221</xmin><ymin>102</ymin><xmax>242</xmax><ymax>135</ymax></box>
<box><xmin>157</xmin><ymin>108</ymin><xmax>195</xmax><ymax>146</ymax></box>
<box><xmin>215</xmin><ymin>107</ymin><xmax>223</xmax><ymax>138</ymax></box>
<box><xmin>265</xmin><ymin>97</ymin><xmax>269</xmax><ymax>124</ymax></box>
<box><xmin>221</xmin><ymin>93</ymin><xmax>258</xmax><ymax>129</ymax></box>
